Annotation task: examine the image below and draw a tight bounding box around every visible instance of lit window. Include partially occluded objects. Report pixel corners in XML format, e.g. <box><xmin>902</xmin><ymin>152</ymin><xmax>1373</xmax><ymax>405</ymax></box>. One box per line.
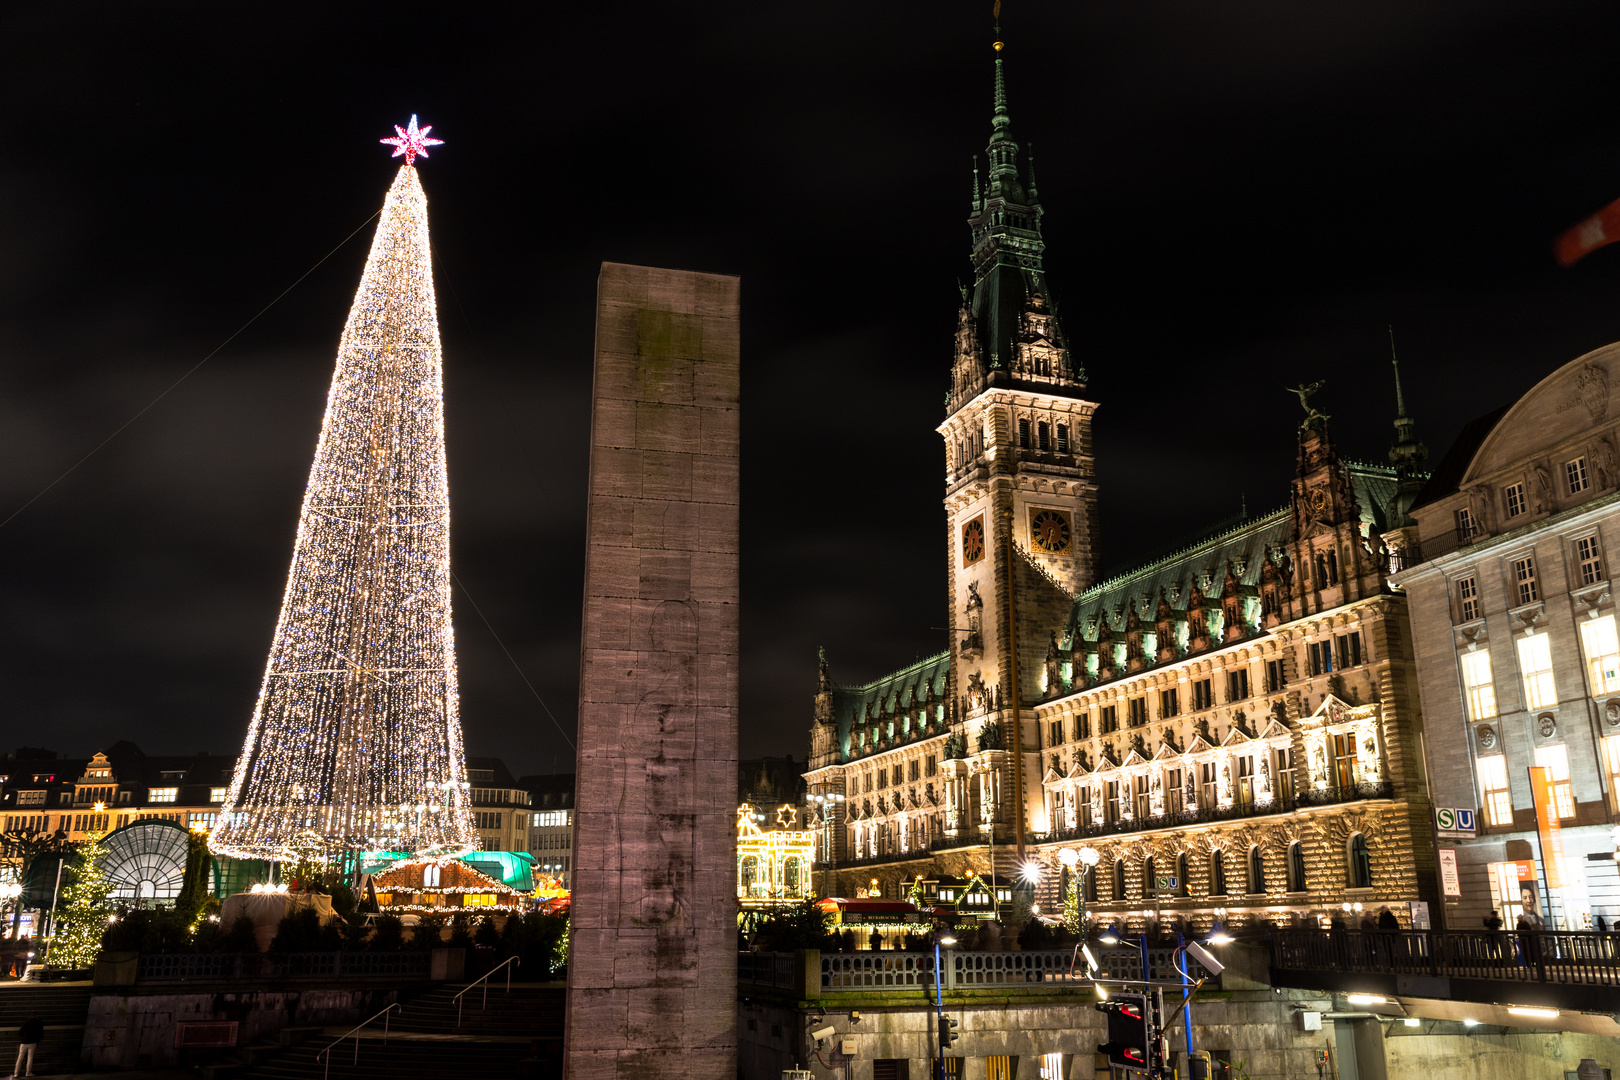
<box><xmin>1567</xmin><ymin>456</ymin><xmax>1591</xmax><ymax>495</ymax></box>
<box><xmin>1581</xmin><ymin>615</ymin><xmax>1620</xmax><ymax>694</ymax></box>
<box><xmin>1512</xmin><ymin>556</ymin><xmax>1539</xmax><ymax>605</ymax></box>
<box><xmin>1603</xmin><ymin>737</ymin><xmax>1620</xmax><ymax>813</ymax></box>
<box><xmin>210</xmin><ymin>787</ymin><xmax>229</xmax><ymax>804</ymax></box>
<box><xmin>1456</xmin><ymin>507</ymin><xmax>1478</xmax><ymax>541</ymax></box>
<box><xmin>1504</xmin><ymin>483</ymin><xmax>1526</xmax><ymax>518</ymax></box>
<box><xmin>1456</xmin><ymin>576</ymin><xmax>1480</xmax><ymax>622</ymax></box>
<box><xmin>149</xmin><ymin>787</ymin><xmax>178</xmax><ymax>804</ymax></box>
<box><xmin>1534</xmin><ymin>744</ymin><xmax>1576</xmax><ymax>820</ymax></box>
<box><xmin>1578</xmin><ymin>535</ymin><xmax>1605</xmax><ymax>586</ymax></box>
<box><xmin>1478</xmin><ymin>754</ymin><xmax>1512</xmax><ymax>826</ymax></box>
<box><xmin>1460</xmin><ymin>649</ymin><xmax>1497</xmax><ymax>721</ymax></box>
<box><xmin>1516</xmin><ymin>633</ymin><xmax>1557</xmax><ymax>710</ymax></box>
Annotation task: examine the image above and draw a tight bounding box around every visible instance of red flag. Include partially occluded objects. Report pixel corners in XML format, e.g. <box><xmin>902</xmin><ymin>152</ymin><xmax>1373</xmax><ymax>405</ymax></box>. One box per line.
<box><xmin>1555</xmin><ymin>195</ymin><xmax>1620</xmax><ymax>266</ymax></box>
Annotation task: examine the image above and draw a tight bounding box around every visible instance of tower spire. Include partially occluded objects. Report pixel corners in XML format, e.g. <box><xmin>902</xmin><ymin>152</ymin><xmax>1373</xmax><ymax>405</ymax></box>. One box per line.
<box><xmin>1385</xmin><ymin>326</ymin><xmax>1429</xmax><ymax>527</ymax></box>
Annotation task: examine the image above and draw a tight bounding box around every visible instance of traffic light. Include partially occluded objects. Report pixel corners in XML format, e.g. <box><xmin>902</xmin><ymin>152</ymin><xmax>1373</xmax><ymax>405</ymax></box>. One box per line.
<box><xmin>939</xmin><ymin>1014</ymin><xmax>959</xmax><ymax>1048</ymax></box>
<box><xmin>1095</xmin><ymin>993</ymin><xmax>1149</xmax><ymax>1072</ymax></box>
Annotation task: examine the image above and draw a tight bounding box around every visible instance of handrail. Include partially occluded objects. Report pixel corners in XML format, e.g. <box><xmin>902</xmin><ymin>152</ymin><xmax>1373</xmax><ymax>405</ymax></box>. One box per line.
<box><xmin>317</xmin><ymin>1001</ymin><xmax>400</xmax><ymax>1080</ymax></box>
<box><xmin>453</xmin><ymin>955</ymin><xmax>521</xmax><ymax>1026</ymax></box>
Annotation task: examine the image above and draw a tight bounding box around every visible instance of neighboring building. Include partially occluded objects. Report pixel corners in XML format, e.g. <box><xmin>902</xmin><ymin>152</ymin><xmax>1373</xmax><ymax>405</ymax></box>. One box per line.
<box><xmin>0</xmin><ymin>744</ymin><xmax>239</xmax><ymax>843</ymax></box>
<box><xmin>521</xmin><ymin>773</ymin><xmax>575</xmax><ymax>889</ymax></box>
<box><xmin>737</xmin><ymin>801</ymin><xmax>815</xmax><ymax>910</ymax></box>
<box><xmin>1396</xmin><ymin>343</ymin><xmax>1620</xmax><ymax>929</ymax></box>
<box><xmin>806</xmin><ymin>43</ymin><xmax>1442</xmax><ymax>933</ymax></box>
<box><xmin>466</xmin><ymin>758</ymin><xmax>532</xmax><ymax>855</ymax></box>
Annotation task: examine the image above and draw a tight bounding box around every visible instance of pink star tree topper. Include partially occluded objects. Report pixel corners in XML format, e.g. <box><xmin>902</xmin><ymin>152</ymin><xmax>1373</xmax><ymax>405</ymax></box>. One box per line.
<box><xmin>381</xmin><ymin>115</ymin><xmax>444</xmax><ymax>165</ymax></box>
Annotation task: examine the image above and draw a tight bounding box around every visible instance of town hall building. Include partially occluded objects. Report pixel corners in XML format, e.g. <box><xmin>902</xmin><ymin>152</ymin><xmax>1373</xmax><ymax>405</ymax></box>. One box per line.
<box><xmin>804</xmin><ymin>42</ymin><xmax>1446</xmax><ymax>935</ymax></box>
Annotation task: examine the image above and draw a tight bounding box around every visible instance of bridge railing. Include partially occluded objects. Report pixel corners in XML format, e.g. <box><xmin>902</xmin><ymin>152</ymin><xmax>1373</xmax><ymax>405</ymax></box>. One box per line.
<box><xmin>1273</xmin><ymin>929</ymin><xmax>1620</xmax><ymax>987</ymax></box>
<box><xmin>742</xmin><ymin>946</ymin><xmax>1218</xmax><ymax>995</ymax></box>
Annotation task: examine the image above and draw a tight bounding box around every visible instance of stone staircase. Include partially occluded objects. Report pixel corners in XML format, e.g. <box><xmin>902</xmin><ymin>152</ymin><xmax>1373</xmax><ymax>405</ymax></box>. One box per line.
<box><xmin>0</xmin><ymin>984</ymin><xmax>92</xmax><ymax>1076</ymax></box>
<box><xmin>232</xmin><ymin>982</ymin><xmax>564</xmax><ymax>1080</ymax></box>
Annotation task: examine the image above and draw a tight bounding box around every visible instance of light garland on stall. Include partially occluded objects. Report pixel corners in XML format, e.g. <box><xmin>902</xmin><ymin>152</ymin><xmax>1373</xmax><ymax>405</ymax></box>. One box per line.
<box><xmin>209</xmin><ymin>119</ymin><xmax>475</xmax><ymax>864</ymax></box>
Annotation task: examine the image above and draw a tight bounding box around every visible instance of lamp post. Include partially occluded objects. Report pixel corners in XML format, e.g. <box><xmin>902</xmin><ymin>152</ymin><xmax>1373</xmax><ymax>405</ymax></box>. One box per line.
<box><xmin>932</xmin><ymin>927</ymin><xmax>957</xmax><ymax>1080</ymax></box>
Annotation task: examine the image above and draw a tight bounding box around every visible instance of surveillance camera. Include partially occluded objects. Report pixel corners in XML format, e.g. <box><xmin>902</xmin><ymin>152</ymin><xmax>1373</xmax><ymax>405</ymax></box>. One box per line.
<box><xmin>810</xmin><ymin>1025</ymin><xmax>836</xmax><ymax>1042</ymax></box>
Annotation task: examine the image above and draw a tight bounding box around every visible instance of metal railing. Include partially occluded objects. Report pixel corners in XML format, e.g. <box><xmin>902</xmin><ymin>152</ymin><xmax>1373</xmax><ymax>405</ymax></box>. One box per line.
<box><xmin>317</xmin><ymin>1002</ymin><xmax>400</xmax><ymax>1080</ymax></box>
<box><xmin>738</xmin><ymin>951</ymin><xmax>798</xmax><ymax>990</ymax></box>
<box><xmin>453</xmin><ymin>955</ymin><xmax>520</xmax><ymax>1026</ymax></box>
<box><xmin>806</xmin><ymin>946</ymin><xmax>1218</xmax><ymax>992</ymax></box>
<box><xmin>137</xmin><ymin>950</ymin><xmax>432</xmax><ymax>982</ymax></box>
<box><xmin>1274</xmin><ymin>929</ymin><xmax>1620</xmax><ymax>987</ymax></box>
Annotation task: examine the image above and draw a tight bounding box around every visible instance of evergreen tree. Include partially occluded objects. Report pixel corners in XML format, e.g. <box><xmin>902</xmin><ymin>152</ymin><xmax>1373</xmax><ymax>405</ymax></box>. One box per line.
<box><xmin>48</xmin><ymin>833</ymin><xmax>113</xmax><ymax>970</ymax></box>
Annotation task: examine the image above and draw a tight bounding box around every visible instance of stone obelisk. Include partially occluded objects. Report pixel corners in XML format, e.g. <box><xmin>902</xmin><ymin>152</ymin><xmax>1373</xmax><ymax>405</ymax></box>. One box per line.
<box><xmin>565</xmin><ymin>263</ymin><xmax>740</xmax><ymax>1079</ymax></box>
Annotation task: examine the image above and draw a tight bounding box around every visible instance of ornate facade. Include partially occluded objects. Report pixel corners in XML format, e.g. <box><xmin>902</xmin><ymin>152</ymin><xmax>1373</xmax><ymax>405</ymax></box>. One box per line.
<box><xmin>803</xmin><ymin>42</ymin><xmax>1445</xmax><ymax>933</ymax></box>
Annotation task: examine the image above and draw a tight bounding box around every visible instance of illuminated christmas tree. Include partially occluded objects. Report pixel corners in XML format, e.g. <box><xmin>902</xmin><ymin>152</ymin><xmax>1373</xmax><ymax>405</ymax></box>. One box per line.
<box><xmin>48</xmin><ymin>833</ymin><xmax>112</xmax><ymax>970</ymax></box>
<box><xmin>210</xmin><ymin>117</ymin><xmax>475</xmax><ymax>865</ymax></box>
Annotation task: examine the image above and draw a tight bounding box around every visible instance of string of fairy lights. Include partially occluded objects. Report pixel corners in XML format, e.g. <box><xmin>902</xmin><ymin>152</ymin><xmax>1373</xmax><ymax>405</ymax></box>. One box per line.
<box><xmin>209</xmin><ymin>119</ymin><xmax>475</xmax><ymax>864</ymax></box>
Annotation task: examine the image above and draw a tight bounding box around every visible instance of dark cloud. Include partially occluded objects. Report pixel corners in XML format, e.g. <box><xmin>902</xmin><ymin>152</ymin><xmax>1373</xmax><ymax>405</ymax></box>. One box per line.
<box><xmin>3</xmin><ymin>2</ymin><xmax>1620</xmax><ymax>770</ymax></box>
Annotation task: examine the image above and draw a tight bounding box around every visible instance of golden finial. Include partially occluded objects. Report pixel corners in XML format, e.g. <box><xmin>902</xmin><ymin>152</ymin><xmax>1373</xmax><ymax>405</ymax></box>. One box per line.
<box><xmin>993</xmin><ymin>0</ymin><xmax>1003</xmax><ymax>50</ymax></box>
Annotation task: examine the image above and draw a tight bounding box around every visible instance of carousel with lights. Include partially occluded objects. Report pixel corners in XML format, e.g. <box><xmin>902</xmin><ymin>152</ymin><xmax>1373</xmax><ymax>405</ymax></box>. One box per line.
<box><xmin>736</xmin><ymin>803</ymin><xmax>816</xmax><ymax>910</ymax></box>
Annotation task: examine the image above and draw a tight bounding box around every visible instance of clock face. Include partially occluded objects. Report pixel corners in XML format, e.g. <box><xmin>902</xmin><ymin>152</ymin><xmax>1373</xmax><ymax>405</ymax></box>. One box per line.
<box><xmin>1030</xmin><ymin>508</ymin><xmax>1073</xmax><ymax>554</ymax></box>
<box><xmin>1309</xmin><ymin>488</ymin><xmax>1329</xmax><ymax>513</ymax></box>
<box><xmin>961</xmin><ymin>516</ymin><xmax>986</xmax><ymax>566</ymax></box>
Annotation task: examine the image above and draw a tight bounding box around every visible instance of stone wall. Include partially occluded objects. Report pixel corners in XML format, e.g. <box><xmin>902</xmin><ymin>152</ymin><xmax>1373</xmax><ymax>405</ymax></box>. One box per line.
<box><xmin>82</xmin><ymin>987</ymin><xmax>393</xmax><ymax>1069</ymax></box>
<box><xmin>566</xmin><ymin>262</ymin><xmax>741</xmax><ymax>1079</ymax></box>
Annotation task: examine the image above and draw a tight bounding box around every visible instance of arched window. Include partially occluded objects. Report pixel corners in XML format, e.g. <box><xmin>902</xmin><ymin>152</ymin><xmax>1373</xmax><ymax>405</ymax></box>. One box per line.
<box><xmin>1248</xmin><ymin>846</ymin><xmax>1266</xmax><ymax>894</ymax></box>
<box><xmin>1176</xmin><ymin>853</ymin><xmax>1190</xmax><ymax>898</ymax></box>
<box><xmin>1083</xmin><ymin>864</ymin><xmax>1099</xmax><ymax>903</ymax></box>
<box><xmin>1287</xmin><ymin>841</ymin><xmax>1307</xmax><ymax>892</ymax></box>
<box><xmin>1210</xmin><ymin>851</ymin><xmax>1227</xmax><ymax>896</ymax></box>
<box><xmin>1348</xmin><ymin>833</ymin><xmax>1372</xmax><ymax>888</ymax></box>
<box><xmin>1113</xmin><ymin>858</ymin><xmax>1127</xmax><ymax>901</ymax></box>
<box><xmin>1144</xmin><ymin>856</ymin><xmax>1156</xmax><ymax>900</ymax></box>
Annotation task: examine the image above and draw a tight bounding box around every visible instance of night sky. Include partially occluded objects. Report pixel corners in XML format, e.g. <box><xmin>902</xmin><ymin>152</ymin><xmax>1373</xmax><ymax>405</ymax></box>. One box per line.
<box><xmin>5</xmin><ymin>2</ymin><xmax>1620</xmax><ymax>776</ymax></box>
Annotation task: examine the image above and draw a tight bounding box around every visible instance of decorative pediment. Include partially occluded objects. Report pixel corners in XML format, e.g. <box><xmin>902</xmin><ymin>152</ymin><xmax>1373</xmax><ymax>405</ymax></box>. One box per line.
<box><xmin>1041</xmin><ymin>766</ymin><xmax>1064</xmax><ymax>786</ymax></box>
<box><xmin>1094</xmin><ymin>752</ymin><xmax>1119</xmax><ymax>772</ymax></box>
<box><xmin>1257</xmin><ymin>718</ymin><xmax>1292</xmax><ymax>741</ymax></box>
<box><xmin>1301</xmin><ymin>693</ymin><xmax>1376</xmax><ymax>728</ymax></box>
<box><xmin>1151</xmin><ymin>742</ymin><xmax>1181</xmax><ymax>762</ymax></box>
<box><xmin>1218</xmin><ymin>725</ymin><xmax>1254</xmax><ymax>749</ymax></box>
<box><xmin>1121</xmin><ymin>747</ymin><xmax>1150</xmax><ymax>767</ymax></box>
<box><xmin>1185</xmin><ymin>734</ymin><xmax>1215</xmax><ymax>754</ymax></box>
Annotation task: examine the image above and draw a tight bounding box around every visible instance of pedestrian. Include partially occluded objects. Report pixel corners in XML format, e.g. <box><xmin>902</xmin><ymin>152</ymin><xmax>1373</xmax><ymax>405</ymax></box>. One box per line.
<box><xmin>1377</xmin><ymin>905</ymin><xmax>1400</xmax><ymax>931</ymax></box>
<box><xmin>1483</xmin><ymin>910</ymin><xmax>1503</xmax><ymax>931</ymax></box>
<box><xmin>1597</xmin><ymin>914</ymin><xmax>1609</xmax><ymax>934</ymax></box>
<box><xmin>10</xmin><ymin>1012</ymin><xmax>41</xmax><ymax>1078</ymax></box>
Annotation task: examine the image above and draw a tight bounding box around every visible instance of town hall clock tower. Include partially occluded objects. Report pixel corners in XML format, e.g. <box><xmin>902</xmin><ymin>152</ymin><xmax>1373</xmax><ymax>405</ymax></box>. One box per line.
<box><xmin>939</xmin><ymin>41</ymin><xmax>1099</xmax><ymax>726</ymax></box>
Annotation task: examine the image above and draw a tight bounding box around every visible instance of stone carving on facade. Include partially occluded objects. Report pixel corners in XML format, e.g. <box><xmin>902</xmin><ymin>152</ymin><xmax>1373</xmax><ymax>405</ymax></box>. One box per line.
<box><xmin>966</xmin><ymin>670</ymin><xmax>987</xmax><ymax>714</ymax></box>
<box><xmin>1096</xmin><ymin>614</ymin><xmax>1118</xmax><ymax>681</ymax></box>
<box><xmin>1606</xmin><ymin>701</ymin><xmax>1620</xmax><ymax>728</ymax></box>
<box><xmin>962</xmin><ymin>581</ymin><xmax>984</xmax><ymax>657</ymax></box>
<box><xmin>1598</xmin><ymin>437</ymin><xmax>1618</xmax><ymax>489</ymax></box>
<box><xmin>943</xmin><ymin>731</ymin><xmax>967</xmax><ymax>760</ymax></box>
<box><xmin>1475</xmin><ymin>723</ymin><xmax>1497</xmax><ymax>748</ymax></box>
<box><xmin>1257</xmin><ymin>754</ymin><xmax>1273</xmax><ymax>802</ymax></box>
<box><xmin>1533</xmin><ymin>462</ymin><xmax>1553</xmax><ymax>513</ymax></box>
<box><xmin>1577</xmin><ymin>361</ymin><xmax>1611</xmax><ymax>424</ymax></box>
<box><xmin>1124</xmin><ymin>602</ymin><xmax>1147</xmax><ymax>672</ymax></box>
<box><xmin>978</xmin><ymin>721</ymin><xmax>1003</xmax><ymax>751</ymax></box>
<box><xmin>1537</xmin><ymin>713</ymin><xmax>1557</xmax><ymax>739</ymax></box>
<box><xmin>1154</xmin><ymin>589</ymin><xmax>1179</xmax><ymax>664</ymax></box>
<box><xmin>1149</xmin><ymin>769</ymin><xmax>1164</xmax><ymax>817</ymax></box>
<box><xmin>1186</xmin><ymin>581</ymin><xmax>1212</xmax><ymax>653</ymax></box>
<box><xmin>1044</xmin><ymin>631</ymin><xmax>1063</xmax><ymax>698</ymax></box>
<box><xmin>1184</xmin><ymin>769</ymin><xmax>1198</xmax><ymax>811</ymax></box>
